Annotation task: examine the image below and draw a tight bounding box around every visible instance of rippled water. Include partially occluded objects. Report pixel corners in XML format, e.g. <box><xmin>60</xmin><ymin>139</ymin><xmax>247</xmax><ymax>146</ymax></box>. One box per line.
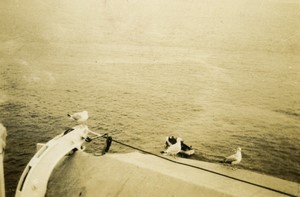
<box><xmin>1</xmin><ymin>0</ymin><xmax>300</xmax><ymax>196</ymax></box>
<box><xmin>1</xmin><ymin>47</ymin><xmax>300</xmax><ymax>196</ymax></box>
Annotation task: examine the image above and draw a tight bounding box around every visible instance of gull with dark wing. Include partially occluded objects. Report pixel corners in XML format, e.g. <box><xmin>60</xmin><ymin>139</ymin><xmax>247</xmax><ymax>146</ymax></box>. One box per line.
<box><xmin>161</xmin><ymin>137</ymin><xmax>183</xmax><ymax>158</ymax></box>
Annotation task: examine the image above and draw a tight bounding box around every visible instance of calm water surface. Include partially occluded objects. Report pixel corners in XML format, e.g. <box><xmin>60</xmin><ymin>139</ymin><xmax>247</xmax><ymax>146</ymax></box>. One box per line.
<box><xmin>1</xmin><ymin>48</ymin><xmax>299</xmax><ymax>196</ymax></box>
<box><xmin>0</xmin><ymin>0</ymin><xmax>300</xmax><ymax>196</ymax></box>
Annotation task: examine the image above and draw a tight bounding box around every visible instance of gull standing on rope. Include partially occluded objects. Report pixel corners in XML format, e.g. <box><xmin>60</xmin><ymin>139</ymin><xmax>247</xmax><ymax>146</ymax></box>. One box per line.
<box><xmin>67</xmin><ymin>111</ymin><xmax>89</xmax><ymax>122</ymax></box>
<box><xmin>224</xmin><ymin>147</ymin><xmax>242</xmax><ymax>164</ymax></box>
<box><xmin>162</xmin><ymin>137</ymin><xmax>183</xmax><ymax>158</ymax></box>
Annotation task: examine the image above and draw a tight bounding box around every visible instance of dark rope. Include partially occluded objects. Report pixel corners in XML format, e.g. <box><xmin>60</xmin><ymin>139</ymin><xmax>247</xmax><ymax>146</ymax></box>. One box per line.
<box><xmin>100</xmin><ymin>137</ymin><xmax>297</xmax><ymax>197</ymax></box>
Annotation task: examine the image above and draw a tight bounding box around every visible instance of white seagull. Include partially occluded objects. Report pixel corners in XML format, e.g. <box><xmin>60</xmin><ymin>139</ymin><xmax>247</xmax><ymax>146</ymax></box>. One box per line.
<box><xmin>67</xmin><ymin>111</ymin><xmax>89</xmax><ymax>122</ymax></box>
<box><xmin>162</xmin><ymin>137</ymin><xmax>182</xmax><ymax>158</ymax></box>
<box><xmin>224</xmin><ymin>147</ymin><xmax>242</xmax><ymax>164</ymax></box>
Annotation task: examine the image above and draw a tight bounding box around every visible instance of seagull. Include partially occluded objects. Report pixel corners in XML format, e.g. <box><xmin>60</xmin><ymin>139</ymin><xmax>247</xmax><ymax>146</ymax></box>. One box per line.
<box><xmin>224</xmin><ymin>147</ymin><xmax>242</xmax><ymax>164</ymax></box>
<box><xmin>161</xmin><ymin>137</ymin><xmax>183</xmax><ymax>158</ymax></box>
<box><xmin>165</xmin><ymin>136</ymin><xmax>177</xmax><ymax>147</ymax></box>
<box><xmin>67</xmin><ymin>111</ymin><xmax>89</xmax><ymax>122</ymax></box>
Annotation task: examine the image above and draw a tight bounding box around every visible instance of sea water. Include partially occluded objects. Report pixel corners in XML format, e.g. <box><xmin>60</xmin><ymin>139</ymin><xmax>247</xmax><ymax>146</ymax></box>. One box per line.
<box><xmin>0</xmin><ymin>0</ymin><xmax>299</xmax><ymax>196</ymax></box>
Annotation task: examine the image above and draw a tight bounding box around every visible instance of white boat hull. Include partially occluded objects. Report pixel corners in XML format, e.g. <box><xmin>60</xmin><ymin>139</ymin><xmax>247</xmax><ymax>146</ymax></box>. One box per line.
<box><xmin>15</xmin><ymin>125</ymin><xmax>88</xmax><ymax>197</ymax></box>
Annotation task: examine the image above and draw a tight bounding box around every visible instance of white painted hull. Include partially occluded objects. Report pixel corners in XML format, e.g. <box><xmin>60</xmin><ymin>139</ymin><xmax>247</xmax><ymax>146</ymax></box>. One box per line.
<box><xmin>0</xmin><ymin>153</ymin><xmax>4</xmax><ymax>197</ymax></box>
<box><xmin>15</xmin><ymin>125</ymin><xmax>89</xmax><ymax>197</ymax></box>
<box><xmin>47</xmin><ymin>151</ymin><xmax>299</xmax><ymax>197</ymax></box>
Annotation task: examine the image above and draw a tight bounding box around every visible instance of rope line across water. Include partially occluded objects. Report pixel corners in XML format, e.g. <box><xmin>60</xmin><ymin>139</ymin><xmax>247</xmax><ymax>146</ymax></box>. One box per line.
<box><xmin>96</xmin><ymin>136</ymin><xmax>297</xmax><ymax>197</ymax></box>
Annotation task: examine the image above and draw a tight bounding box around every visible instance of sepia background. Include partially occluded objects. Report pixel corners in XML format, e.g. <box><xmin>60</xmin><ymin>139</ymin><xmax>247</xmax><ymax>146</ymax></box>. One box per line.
<box><xmin>0</xmin><ymin>0</ymin><xmax>300</xmax><ymax>196</ymax></box>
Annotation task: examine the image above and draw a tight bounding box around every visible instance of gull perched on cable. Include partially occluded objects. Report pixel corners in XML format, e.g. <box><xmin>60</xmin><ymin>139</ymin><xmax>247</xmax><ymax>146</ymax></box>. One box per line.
<box><xmin>224</xmin><ymin>147</ymin><xmax>242</xmax><ymax>164</ymax></box>
<box><xmin>161</xmin><ymin>137</ymin><xmax>182</xmax><ymax>158</ymax></box>
<box><xmin>67</xmin><ymin>111</ymin><xmax>89</xmax><ymax>122</ymax></box>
